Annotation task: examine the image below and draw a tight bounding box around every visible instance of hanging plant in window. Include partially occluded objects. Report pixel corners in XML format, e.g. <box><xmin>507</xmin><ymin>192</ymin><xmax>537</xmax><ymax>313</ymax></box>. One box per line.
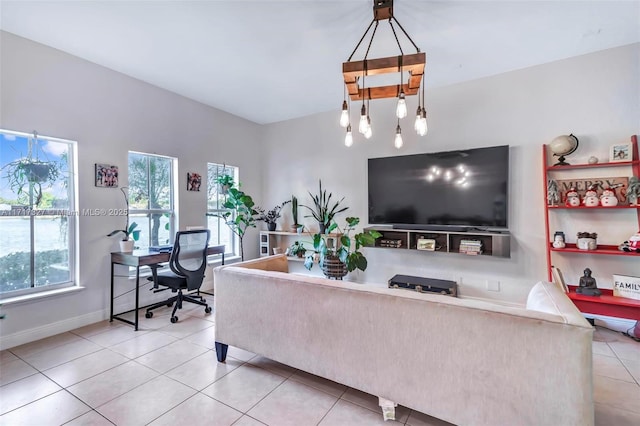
<box><xmin>1</xmin><ymin>131</ymin><xmax>61</xmax><ymax>206</ymax></box>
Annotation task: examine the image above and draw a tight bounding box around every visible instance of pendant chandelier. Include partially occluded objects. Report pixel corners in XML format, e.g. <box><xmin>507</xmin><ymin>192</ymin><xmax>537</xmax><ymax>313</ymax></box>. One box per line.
<box><xmin>340</xmin><ymin>0</ymin><xmax>427</xmax><ymax>148</ymax></box>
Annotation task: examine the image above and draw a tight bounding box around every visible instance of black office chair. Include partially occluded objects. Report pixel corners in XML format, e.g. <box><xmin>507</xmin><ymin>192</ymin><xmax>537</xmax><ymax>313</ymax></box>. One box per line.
<box><xmin>145</xmin><ymin>229</ymin><xmax>212</xmax><ymax>323</ymax></box>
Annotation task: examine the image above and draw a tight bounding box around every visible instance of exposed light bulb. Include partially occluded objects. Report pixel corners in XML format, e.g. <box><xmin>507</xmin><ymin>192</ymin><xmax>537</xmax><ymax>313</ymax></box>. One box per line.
<box><xmin>358</xmin><ymin>104</ymin><xmax>368</xmax><ymax>134</ymax></box>
<box><xmin>418</xmin><ymin>108</ymin><xmax>428</xmax><ymax>136</ymax></box>
<box><xmin>444</xmin><ymin>170</ymin><xmax>453</xmax><ymax>181</ymax></box>
<box><xmin>414</xmin><ymin>106</ymin><xmax>421</xmax><ymax>132</ymax></box>
<box><xmin>344</xmin><ymin>124</ymin><xmax>353</xmax><ymax>147</ymax></box>
<box><xmin>396</xmin><ymin>91</ymin><xmax>407</xmax><ymax>119</ymax></box>
<box><xmin>394</xmin><ymin>124</ymin><xmax>403</xmax><ymax>149</ymax></box>
<box><xmin>364</xmin><ymin>116</ymin><xmax>372</xmax><ymax>139</ymax></box>
<box><xmin>339</xmin><ymin>100</ymin><xmax>349</xmax><ymax>128</ymax></box>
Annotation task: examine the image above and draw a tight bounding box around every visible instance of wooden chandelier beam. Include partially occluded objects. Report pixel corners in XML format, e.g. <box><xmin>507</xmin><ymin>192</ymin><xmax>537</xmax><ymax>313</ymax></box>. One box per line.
<box><xmin>343</xmin><ymin>52</ymin><xmax>425</xmax><ymax>101</ymax></box>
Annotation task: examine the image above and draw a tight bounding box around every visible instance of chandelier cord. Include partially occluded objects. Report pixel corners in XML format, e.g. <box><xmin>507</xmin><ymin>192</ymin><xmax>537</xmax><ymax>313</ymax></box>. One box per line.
<box><xmin>347</xmin><ymin>19</ymin><xmax>376</xmax><ymax>62</ymax></box>
<box><xmin>388</xmin><ymin>20</ymin><xmax>404</xmax><ymax>56</ymax></box>
<box><xmin>392</xmin><ymin>17</ymin><xmax>421</xmax><ymax>53</ymax></box>
<box><xmin>361</xmin><ymin>21</ymin><xmax>378</xmax><ymax>103</ymax></box>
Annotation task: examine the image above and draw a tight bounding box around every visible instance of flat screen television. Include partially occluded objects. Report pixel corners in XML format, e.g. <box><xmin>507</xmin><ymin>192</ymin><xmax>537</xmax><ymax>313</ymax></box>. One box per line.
<box><xmin>368</xmin><ymin>145</ymin><xmax>509</xmax><ymax>230</ymax></box>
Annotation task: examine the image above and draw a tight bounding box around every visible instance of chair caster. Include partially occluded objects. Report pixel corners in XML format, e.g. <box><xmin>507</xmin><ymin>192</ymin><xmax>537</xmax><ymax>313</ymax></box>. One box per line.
<box><xmin>167</xmin><ymin>302</ymin><xmax>173</xmax><ymax>307</ymax></box>
<box><xmin>205</xmin><ymin>306</ymin><xmax>212</xmax><ymax>314</ymax></box>
<box><xmin>171</xmin><ymin>316</ymin><xmax>178</xmax><ymax>323</ymax></box>
<box><xmin>145</xmin><ymin>311</ymin><xmax>153</xmax><ymax>318</ymax></box>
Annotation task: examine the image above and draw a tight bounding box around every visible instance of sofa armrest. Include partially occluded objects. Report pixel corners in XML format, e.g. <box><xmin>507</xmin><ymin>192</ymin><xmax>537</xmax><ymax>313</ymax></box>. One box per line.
<box><xmin>526</xmin><ymin>281</ymin><xmax>591</xmax><ymax>328</ymax></box>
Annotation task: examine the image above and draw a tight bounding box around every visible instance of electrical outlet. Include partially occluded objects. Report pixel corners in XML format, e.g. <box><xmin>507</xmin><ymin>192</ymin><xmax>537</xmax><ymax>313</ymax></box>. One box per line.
<box><xmin>487</xmin><ymin>280</ymin><xmax>500</xmax><ymax>292</ymax></box>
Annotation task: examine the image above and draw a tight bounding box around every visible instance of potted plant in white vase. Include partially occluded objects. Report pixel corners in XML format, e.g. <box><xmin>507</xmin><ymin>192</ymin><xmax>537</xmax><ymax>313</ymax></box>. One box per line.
<box><xmin>107</xmin><ymin>187</ymin><xmax>141</xmax><ymax>252</ymax></box>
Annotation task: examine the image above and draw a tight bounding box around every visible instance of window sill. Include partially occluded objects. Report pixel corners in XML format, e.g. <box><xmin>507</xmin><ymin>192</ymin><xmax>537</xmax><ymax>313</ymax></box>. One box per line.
<box><xmin>0</xmin><ymin>286</ymin><xmax>85</xmax><ymax>306</ymax></box>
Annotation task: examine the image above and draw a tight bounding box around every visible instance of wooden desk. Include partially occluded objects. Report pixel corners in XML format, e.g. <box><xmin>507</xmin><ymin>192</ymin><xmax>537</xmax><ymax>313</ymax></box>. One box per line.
<box><xmin>110</xmin><ymin>245</ymin><xmax>225</xmax><ymax>330</ymax></box>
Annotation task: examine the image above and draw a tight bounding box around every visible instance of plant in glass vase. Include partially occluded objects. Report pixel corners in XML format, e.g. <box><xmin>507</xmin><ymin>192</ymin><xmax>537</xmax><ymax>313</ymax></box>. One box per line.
<box><xmin>304</xmin><ymin>217</ymin><xmax>381</xmax><ymax>279</ymax></box>
<box><xmin>106</xmin><ymin>187</ymin><xmax>140</xmax><ymax>252</ymax></box>
<box><xmin>256</xmin><ymin>200</ymin><xmax>291</xmax><ymax>231</ymax></box>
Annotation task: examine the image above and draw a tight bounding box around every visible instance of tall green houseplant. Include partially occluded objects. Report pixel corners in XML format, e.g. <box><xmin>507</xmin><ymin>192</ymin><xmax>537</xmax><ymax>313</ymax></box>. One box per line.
<box><xmin>211</xmin><ymin>186</ymin><xmax>257</xmax><ymax>260</ymax></box>
<box><xmin>301</xmin><ymin>180</ymin><xmax>348</xmax><ymax>234</ymax></box>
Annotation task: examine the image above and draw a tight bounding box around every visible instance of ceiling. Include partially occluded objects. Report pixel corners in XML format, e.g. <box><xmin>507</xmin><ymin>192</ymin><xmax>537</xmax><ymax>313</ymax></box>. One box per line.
<box><xmin>1</xmin><ymin>1</ymin><xmax>639</xmax><ymax>124</ymax></box>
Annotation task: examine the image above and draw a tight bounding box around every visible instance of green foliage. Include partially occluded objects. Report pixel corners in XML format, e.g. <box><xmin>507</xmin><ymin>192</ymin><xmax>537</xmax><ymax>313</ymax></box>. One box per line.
<box><xmin>209</xmin><ymin>186</ymin><xmax>257</xmax><ymax>260</ymax></box>
<box><xmin>256</xmin><ymin>200</ymin><xmax>291</xmax><ymax>225</ymax></box>
<box><xmin>215</xmin><ymin>174</ymin><xmax>235</xmax><ymax>187</ymax></box>
<box><xmin>304</xmin><ymin>216</ymin><xmax>382</xmax><ymax>273</ymax></box>
<box><xmin>291</xmin><ymin>195</ymin><xmax>299</xmax><ymax>225</ymax></box>
<box><xmin>0</xmin><ymin>249</ymin><xmax>68</xmax><ymax>294</ymax></box>
<box><xmin>1</xmin><ymin>160</ymin><xmax>60</xmax><ymax>206</ymax></box>
<box><xmin>289</xmin><ymin>241</ymin><xmax>306</xmax><ymax>257</ymax></box>
<box><xmin>301</xmin><ymin>180</ymin><xmax>348</xmax><ymax>232</ymax></box>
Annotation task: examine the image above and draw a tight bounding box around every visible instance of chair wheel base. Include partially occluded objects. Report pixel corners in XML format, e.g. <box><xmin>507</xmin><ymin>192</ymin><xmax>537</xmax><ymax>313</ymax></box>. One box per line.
<box><xmin>145</xmin><ymin>311</ymin><xmax>153</xmax><ymax>319</ymax></box>
<box><xmin>170</xmin><ymin>316</ymin><xmax>178</xmax><ymax>323</ymax></box>
<box><xmin>205</xmin><ymin>306</ymin><xmax>212</xmax><ymax>314</ymax></box>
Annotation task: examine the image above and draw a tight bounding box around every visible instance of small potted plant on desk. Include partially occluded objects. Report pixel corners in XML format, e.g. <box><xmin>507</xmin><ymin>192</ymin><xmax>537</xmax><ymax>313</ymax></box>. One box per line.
<box><xmin>107</xmin><ymin>187</ymin><xmax>141</xmax><ymax>252</ymax></box>
<box><xmin>256</xmin><ymin>200</ymin><xmax>291</xmax><ymax>232</ymax></box>
<box><xmin>304</xmin><ymin>217</ymin><xmax>381</xmax><ymax>279</ymax></box>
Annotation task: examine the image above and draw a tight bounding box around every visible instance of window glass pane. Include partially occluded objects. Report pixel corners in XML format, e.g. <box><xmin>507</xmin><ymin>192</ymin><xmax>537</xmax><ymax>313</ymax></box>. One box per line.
<box><xmin>150</xmin><ymin>157</ymin><xmax>171</xmax><ymax>209</ymax></box>
<box><xmin>0</xmin><ymin>129</ymin><xmax>76</xmax><ymax>296</ymax></box>
<box><xmin>0</xmin><ymin>216</ymin><xmax>31</xmax><ymax>293</ymax></box>
<box><xmin>34</xmin><ymin>216</ymin><xmax>70</xmax><ymax>286</ymax></box>
<box><xmin>128</xmin><ymin>152</ymin><xmax>174</xmax><ymax>250</ymax></box>
<box><xmin>128</xmin><ymin>153</ymin><xmax>150</xmax><ymax>210</ymax></box>
<box><xmin>206</xmin><ymin>163</ymin><xmax>238</xmax><ymax>256</ymax></box>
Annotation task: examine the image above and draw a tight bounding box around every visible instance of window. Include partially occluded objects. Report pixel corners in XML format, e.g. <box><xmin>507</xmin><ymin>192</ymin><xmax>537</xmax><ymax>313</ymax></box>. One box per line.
<box><xmin>128</xmin><ymin>152</ymin><xmax>176</xmax><ymax>250</ymax></box>
<box><xmin>207</xmin><ymin>163</ymin><xmax>238</xmax><ymax>257</ymax></box>
<box><xmin>0</xmin><ymin>129</ymin><xmax>77</xmax><ymax>297</ymax></box>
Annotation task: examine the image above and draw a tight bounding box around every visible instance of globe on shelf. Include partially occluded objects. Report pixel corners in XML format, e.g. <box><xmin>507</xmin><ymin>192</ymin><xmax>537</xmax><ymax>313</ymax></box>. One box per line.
<box><xmin>550</xmin><ymin>134</ymin><xmax>579</xmax><ymax>166</ymax></box>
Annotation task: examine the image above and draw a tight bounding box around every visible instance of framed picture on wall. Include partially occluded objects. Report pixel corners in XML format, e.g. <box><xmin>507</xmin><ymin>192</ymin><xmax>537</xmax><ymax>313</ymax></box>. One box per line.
<box><xmin>610</xmin><ymin>143</ymin><xmax>632</xmax><ymax>162</ymax></box>
<box><xmin>95</xmin><ymin>164</ymin><xmax>118</xmax><ymax>187</ymax></box>
<box><xmin>187</xmin><ymin>172</ymin><xmax>202</xmax><ymax>191</ymax></box>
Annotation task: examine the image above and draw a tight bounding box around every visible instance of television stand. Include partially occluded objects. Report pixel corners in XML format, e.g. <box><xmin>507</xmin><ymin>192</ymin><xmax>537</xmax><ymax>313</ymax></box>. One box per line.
<box><xmin>366</xmin><ymin>226</ymin><xmax>510</xmax><ymax>258</ymax></box>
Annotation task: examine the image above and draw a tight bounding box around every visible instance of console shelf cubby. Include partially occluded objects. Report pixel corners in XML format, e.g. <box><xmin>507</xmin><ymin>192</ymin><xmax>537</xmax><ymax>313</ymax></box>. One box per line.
<box><xmin>365</xmin><ymin>227</ymin><xmax>511</xmax><ymax>258</ymax></box>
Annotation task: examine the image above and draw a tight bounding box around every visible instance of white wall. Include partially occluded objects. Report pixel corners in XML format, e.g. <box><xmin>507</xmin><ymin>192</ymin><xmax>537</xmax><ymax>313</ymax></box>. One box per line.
<box><xmin>0</xmin><ymin>32</ymin><xmax>264</xmax><ymax>345</ymax></box>
<box><xmin>261</xmin><ymin>43</ymin><xmax>640</xmax><ymax>303</ymax></box>
<box><xmin>1</xmin><ymin>31</ymin><xmax>638</xmax><ymax>346</ymax></box>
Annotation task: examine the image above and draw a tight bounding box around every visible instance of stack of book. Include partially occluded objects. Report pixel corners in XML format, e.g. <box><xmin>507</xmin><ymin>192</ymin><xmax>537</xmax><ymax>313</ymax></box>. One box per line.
<box><xmin>379</xmin><ymin>239</ymin><xmax>403</xmax><ymax>248</ymax></box>
<box><xmin>459</xmin><ymin>239</ymin><xmax>483</xmax><ymax>255</ymax></box>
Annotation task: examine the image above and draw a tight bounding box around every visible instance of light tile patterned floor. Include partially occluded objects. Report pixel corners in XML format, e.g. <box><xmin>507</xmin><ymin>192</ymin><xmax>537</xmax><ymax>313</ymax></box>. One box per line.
<box><xmin>1</xmin><ymin>305</ymin><xmax>638</xmax><ymax>426</ymax></box>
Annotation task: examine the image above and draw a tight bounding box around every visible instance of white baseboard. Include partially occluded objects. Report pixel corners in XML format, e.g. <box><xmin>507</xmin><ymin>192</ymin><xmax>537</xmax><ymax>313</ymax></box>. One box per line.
<box><xmin>0</xmin><ymin>309</ymin><xmax>108</xmax><ymax>350</ymax></box>
<box><xmin>585</xmin><ymin>313</ymin><xmax>637</xmax><ymax>333</ymax></box>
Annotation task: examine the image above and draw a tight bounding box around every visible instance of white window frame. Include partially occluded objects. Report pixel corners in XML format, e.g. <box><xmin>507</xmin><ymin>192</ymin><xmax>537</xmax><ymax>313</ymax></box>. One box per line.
<box><xmin>0</xmin><ymin>129</ymin><xmax>78</xmax><ymax>300</ymax></box>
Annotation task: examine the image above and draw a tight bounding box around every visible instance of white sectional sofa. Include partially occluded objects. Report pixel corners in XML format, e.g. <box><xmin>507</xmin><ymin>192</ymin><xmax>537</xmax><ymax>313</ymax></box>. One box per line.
<box><xmin>213</xmin><ymin>255</ymin><xmax>594</xmax><ymax>426</ymax></box>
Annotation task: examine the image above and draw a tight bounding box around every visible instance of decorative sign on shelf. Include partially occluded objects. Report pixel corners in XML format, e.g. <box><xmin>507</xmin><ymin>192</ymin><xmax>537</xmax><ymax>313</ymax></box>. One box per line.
<box><xmin>613</xmin><ymin>274</ymin><xmax>640</xmax><ymax>301</ymax></box>
<box><xmin>555</xmin><ymin>177</ymin><xmax>629</xmax><ymax>205</ymax></box>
